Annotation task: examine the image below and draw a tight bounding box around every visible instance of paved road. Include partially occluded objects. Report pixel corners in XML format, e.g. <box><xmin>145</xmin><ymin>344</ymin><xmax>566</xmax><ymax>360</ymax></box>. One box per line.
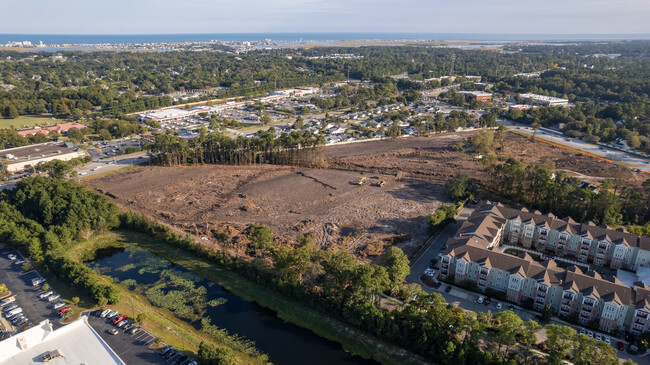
<box><xmin>76</xmin><ymin>152</ymin><xmax>149</xmax><ymax>179</ymax></box>
<box><xmin>500</xmin><ymin>119</ymin><xmax>650</xmax><ymax>173</ymax></box>
<box><xmin>407</xmin><ymin>207</ymin><xmax>473</xmax><ymax>284</ymax></box>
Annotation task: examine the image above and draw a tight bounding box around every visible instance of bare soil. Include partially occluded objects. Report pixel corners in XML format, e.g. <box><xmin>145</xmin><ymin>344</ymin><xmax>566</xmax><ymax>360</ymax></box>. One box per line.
<box><xmin>89</xmin><ymin>131</ymin><xmax>644</xmax><ymax>263</ymax></box>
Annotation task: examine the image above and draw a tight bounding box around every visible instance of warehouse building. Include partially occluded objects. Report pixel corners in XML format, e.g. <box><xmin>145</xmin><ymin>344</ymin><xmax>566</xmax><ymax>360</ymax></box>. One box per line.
<box><xmin>519</xmin><ymin>93</ymin><xmax>569</xmax><ymax>106</ymax></box>
<box><xmin>0</xmin><ymin>316</ymin><xmax>125</xmax><ymax>365</ymax></box>
<box><xmin>0</xmin><ymin>141</ymin><xmax>86</xmax><ymax>173</ymax></box>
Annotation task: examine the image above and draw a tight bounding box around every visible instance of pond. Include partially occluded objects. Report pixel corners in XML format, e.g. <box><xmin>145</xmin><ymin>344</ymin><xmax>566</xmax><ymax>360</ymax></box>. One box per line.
<box><xmin>89</xmin><ymin>246</ymin><xmax>378</xmax><ymax>365</ymax></box>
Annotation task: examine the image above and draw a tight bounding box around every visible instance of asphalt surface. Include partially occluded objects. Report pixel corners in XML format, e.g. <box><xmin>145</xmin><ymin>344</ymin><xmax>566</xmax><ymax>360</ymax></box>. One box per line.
<box><xmin>85</xmin><ymin>310</ymin><xmax>175</xmax><ymax>365</ymax></box>
<box><xmin>0</xmin><ymin>248</ymin><xmax>64</xmax><ymax>335</ymax></box>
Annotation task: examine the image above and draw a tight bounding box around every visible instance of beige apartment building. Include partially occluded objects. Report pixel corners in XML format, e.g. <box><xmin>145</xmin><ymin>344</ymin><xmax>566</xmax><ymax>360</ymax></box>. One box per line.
<box><xmin>440</xmin><ymin>201</ymin><xmax>650</xmax><ymax>335</ymax></box>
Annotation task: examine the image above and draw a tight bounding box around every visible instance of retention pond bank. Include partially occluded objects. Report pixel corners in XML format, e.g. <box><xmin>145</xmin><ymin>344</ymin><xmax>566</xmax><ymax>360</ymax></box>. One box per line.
<box><xmin>89</xmin><ymin>245</ymin><xmax>377</xmax><ymax>365</ymax></box>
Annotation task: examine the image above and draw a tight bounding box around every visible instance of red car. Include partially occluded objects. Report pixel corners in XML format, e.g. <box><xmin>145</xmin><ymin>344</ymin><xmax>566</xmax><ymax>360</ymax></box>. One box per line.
<box><xmin>617</xmin><ymin>342</ymin><xmax>625</xmax><ymax>351</ymax></box>
<box><xmin>113</xmin><ymin>314</ymin><xmax>127</xmax><ymax>325</ymax></box>
<box><xmin>484</xmin><ymin>297</ymin><xmax>492</xmax><ymax>306</ymax></box>
<box><xmin>57</xmin><ymin>306</ymin><xmax>71</xmax><ymax>316</ymax></box>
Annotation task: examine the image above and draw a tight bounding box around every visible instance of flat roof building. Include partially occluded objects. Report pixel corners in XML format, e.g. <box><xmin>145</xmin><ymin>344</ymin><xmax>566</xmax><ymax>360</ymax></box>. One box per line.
<box><xmin>0</xmin><ymin>142</ymin><xmax>86</xmax><ymax>173</ymax></box>
<box><xmin>458</xmin><ymin>91</ymin><xmax>493</xmax><ymax>102</ymax></box>
<box><xmin>0</xmin><ymin>316</ymin><xmax>125</xmax><ymax>365</ymax></box>
<box><xmin>519</xmin><ymin>93</ymin><xmax>569</xmax><ymax>106</ymax></box>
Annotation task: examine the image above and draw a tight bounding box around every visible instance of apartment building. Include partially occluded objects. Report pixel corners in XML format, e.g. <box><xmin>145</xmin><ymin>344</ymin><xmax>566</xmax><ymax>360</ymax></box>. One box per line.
<box><xmin>439</xmin><ymin>201</ymin><xmax>650</xmax><ymax>335</ymax></box>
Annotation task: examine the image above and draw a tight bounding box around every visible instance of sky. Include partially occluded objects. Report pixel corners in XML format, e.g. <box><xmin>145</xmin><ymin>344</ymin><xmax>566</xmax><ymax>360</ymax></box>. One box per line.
<box><xmin>2</xmin><ymin>0</ymin><xmax>650</xmax><ymax>35</ymax></box>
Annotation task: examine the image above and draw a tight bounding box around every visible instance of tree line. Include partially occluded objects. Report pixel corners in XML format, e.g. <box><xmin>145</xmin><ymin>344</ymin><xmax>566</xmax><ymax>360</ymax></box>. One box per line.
<box><xmin>148</xmin><ymin>129</ymin><xmax>325</xmax><ymax>167</ymax></box>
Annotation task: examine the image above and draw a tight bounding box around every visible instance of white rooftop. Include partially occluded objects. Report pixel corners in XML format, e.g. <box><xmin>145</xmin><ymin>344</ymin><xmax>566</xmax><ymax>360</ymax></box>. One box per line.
<box><xmin>0</xmin><ymin>316</ymin><xmax>125</xmax><ymax>365</ymax></box>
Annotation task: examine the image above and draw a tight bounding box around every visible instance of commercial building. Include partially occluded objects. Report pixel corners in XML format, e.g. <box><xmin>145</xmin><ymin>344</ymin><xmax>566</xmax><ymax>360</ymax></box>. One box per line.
<box><xmin>137</xmin><ymin>87</ymin><xmax>319</xmax><ymax>123</ymax></box>
<box><xmin>0</xmin><ymin>316</ymin><xmax>125</xmax><ymax>365</ymax></box>
<box><xmin>16</xmin><ymin>122</ymin><xmax>87</xmax><ymax>137</ymax></box>
<box><xmin>458</xmin><ymin>91</ymin><xmax>493</xmax><ymax>102</ymax></box>
<box><xmin>440</xmin><ymin>201</ymin><xmax>650</xmax><ymax>335</ymax></box>
<box><xmin>0</xmin><ymin>141</ymin><xmax>86</xmax><ymax>173</ymax></box>
<box><xmin>519</xmin><ymin>93</ymin><xmax>569</xmax><ymax>106</ymax></box>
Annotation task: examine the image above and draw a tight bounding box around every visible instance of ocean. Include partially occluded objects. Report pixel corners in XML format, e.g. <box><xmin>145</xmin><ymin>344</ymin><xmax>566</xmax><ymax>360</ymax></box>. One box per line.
<box><xmin>1</xmin><ymin>33</ymin><xmax>648</xmax><ymax>45</ymax></box>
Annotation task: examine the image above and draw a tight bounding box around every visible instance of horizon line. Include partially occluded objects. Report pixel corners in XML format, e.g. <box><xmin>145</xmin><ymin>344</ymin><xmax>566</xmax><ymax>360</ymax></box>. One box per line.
<box><xmin>1</xmin><ymin>32</ymin><xmax>650</xmax><ymax>36</ymax></box>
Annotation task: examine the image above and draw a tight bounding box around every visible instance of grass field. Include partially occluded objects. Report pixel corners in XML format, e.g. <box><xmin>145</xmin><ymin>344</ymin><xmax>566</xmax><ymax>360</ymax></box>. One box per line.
<box><xmin>0</xmin><ymin>115</ymin><xmax>67</xmax><ymax>129</ymax></box>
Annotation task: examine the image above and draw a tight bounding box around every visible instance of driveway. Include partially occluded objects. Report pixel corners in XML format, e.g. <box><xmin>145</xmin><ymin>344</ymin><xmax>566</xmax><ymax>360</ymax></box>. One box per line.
<box><xmin>407</xmin><ymin>206</ymin><xmax>473</xmax><ymax>284</ymax></box>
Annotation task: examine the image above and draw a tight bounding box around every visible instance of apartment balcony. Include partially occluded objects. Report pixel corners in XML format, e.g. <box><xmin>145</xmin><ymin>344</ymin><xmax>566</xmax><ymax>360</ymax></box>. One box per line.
<box><xmin>561</xmin><ymin>305</ymin><xmax>571</xmax><ymax>312</ymax></box>
<box><xmin>535</xmin><ymin>298</ymin><xmax>545</xmax><ymax>305</ymax></box>
<box><xmin>563</xmin><ymin>293</ymin><xmax>574</xmax><ymax>300</ymax></box>
<box><xmin>582</xmin><ymin>305</ymin><xmax>592</xmax><ymax>312</ymax></box>
<box><xmin>635</xmin><ymin>313</ymin><xmax>649</xmax><ymax>320</ymax></box>
<box><xmin>635</xmin><ymin>319</ymin><xmax>646</xmax><ymax>325</ymax></box>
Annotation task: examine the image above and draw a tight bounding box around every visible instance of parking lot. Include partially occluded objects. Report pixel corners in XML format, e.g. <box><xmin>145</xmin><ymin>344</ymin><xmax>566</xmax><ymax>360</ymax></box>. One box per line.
<box><xmin>85</xmin><ymin>310</ymin><xmax>192</xmax><ymax>365</ymax></box>
<box><xmin>0</xmin><ymin>248</ymin><xmax>63</xmax><ymax>337</ymax></box>
<box><xmin>88</xmin><ymin>138</ymin><xmax>144</xmax><ymax>162</ymax></box>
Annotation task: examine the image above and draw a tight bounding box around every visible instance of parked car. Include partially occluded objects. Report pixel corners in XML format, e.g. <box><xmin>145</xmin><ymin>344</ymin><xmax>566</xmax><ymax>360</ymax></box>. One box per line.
<box><xmin>433</xmin><ymin>282</ymin><xmax>442</xmax><ymax>289</ymax></box>
<box><xmin>617</xmin><ymin>342</ymin><xmax>625</xmax><ymax>351</ymax></box>
<box><xmin>484</xmin><ymin>297</ymin><xmax>492</xmax><ymax>306</ymax></box>
<box><xmin>47</xmin><ymin>294</ymin><xmax>61</xmax><ymax>302</ymax></box>
<box><xmin>508</xmin><ymin>305</ymin><xmax>515</xmax><ymax>311</ymax></box>
<box><xmin>127</xmin><ymin>327</ymin><xmax>140</xmax><ymax>335</ymax></box>
<box><xmin>174</xmin><ymin>354</ymin><xmax>188</xmax><ymax>364</ymax></box>
<box><xmin>604</xmin><ymin>337</ymin><xmax>610</xmax><ymax>344</ymax></box>
<box><xmin>31</xmin><ymin>278</ymin><xmax>45</xmax><ymax>286</ymax></box>
<box><xmin>477</xmin><ymin>296</ymin><xmax>484</xmax><ymax>304</ymax></box>
<box><xmin>113</xmin><ymin>314</ymin><xmax>127</xmax><ymax>325</ymax></box>
<box><xmin>596</xmin><ymin>334</ymin><xmax>602</xmax><ymax>341</ymax></box>
<box><xmin>53</xmin><ymin>302</ymin><xmax>66</xmax><ymax>310</ymax></box>
<box><xmin>108</xmin><ymin>328</ymin><xmax>119</xmax><ymax>335</ymax></box>
<box><xmin>3</xmin><ymin>304</ymin><xmax>19</xmax><ymax>313</ymax></box>
<box><xmin>7</xmin><ymin>254</ymin><xmax>17</xmax><ymax>260</ymax></box>
<box><xmin>587</xmin><ymin>331</ymin><xmax>594</xmax><ymax>338</ymax></box>
<box><xmin>99</xmin><ymin>309</ymin><xmax>111</xmax><ymax>318</ymax></box>
<box><xmin>579</xmin><ymin>328</ymin><xmax>586</xmax><ymax>335</ymax></box>
<box><xmin>57</xmin><ymin>307</ymin><xmax>71</xmax><ymax>316</ymax></box>
<box><xmin>444</xmin><ymin>286</ymin><xmax>452</xmax><ymax>293</ymax></box>
<box><xmin>117</xmin><ymin>320</ymin><xmax>129</xmax><ymax>328</ymax></box>
<box><xmin>107</xmin><ymin>310</ymin><xmax>119</xmax><ymax>318</ymax></box>
<box><xmin>496</xmin><ymin>303</ymin><xmax>502</xmax><ymax>310</ymax></box>
<box><xmin>38</xmin><ymin>291</ymin><xmax>53</xmax><ymax>299</ymax></box>
<box><xmin>160</xmin><ymin>346</ymin><xmax>174</xmax><ymax>356</ymax></box>
<box><xmin>13</xmin><ymin>317</ymin><xmax>28</xmax><ymax>326</ymax></box>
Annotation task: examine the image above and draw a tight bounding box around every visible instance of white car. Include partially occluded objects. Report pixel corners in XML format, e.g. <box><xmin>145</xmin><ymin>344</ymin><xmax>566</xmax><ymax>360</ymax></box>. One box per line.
<box><xmin>604</xmin><ymin>336</ymin><xmax>610</xmax><ymax>344</ymax></box>
<box><xmin>100</xmin><ymin>309</ymin><xmax>111</xmax><ymax>318</ymax></box>
<box><xmin>8</xmin><ymin>254</ymin><xmax>17</xmax><ymax>260</ymax></box>
<box><xmin>596</xmin><ymin>334</ymin><xmax>602</xmax><ymax>341</ymax></box>
<box><xmin>53</xmin><ymin>302</ymin><xmax>66</xmax><ymax>310</ymax></box>
<box><xmin>39</xmin><ymin>291</ymin><xmax>54</xmax><ymax>299</ymax></box>
<box><xmin>496</xmin><ymin>303</ymin><xmax>502</xmax><ymax>310</ymax></box>
<box><xmin>47</xmin><ymin>294</ymin><xmax>61</xmax><ymax>302</ymax></box>
<box><xmin>587</xmin><ymin>331</ymin><xmax>594</xmax><ymax>338</ymax></box>
<box><xmin>477</xmin><ymin>296</ymin><xmax>485</xmax><ymax>304</ymax></box>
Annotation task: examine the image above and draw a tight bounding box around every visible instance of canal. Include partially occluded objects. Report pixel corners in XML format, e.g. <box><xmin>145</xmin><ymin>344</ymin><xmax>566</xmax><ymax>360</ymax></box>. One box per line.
<box><xmin>88</xmin><ymin>246</ymin><xmax>378</xmax><ymax>365</ymax></box>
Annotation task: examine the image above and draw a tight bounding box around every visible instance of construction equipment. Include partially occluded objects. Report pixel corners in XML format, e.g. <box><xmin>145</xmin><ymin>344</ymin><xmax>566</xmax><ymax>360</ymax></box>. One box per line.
<box><xmin>378</xmin><ymin>180</ymin><xmax>386</xmax><ymax>187</ymax></box>
<box><xmin>356</xmin><ymin>177</ymin><xmax>366</xmax><ymax>185</ymax></box>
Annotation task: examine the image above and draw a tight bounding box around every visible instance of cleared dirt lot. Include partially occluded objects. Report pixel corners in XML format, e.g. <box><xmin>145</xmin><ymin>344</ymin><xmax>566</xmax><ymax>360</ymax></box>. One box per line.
<box><xmin>91</xmin><ymin>165</ymin><xmax>444</xmax><ymax>260</ymax></box>
<box><xmin>89</xmin><ymin>131</ymin><xmax>644</xmax><ymax>262</ymax></box>
<box><xmin>327</xmin><ymin>132</ymin><xmax>645</xmax><ymax>185</ymax></box>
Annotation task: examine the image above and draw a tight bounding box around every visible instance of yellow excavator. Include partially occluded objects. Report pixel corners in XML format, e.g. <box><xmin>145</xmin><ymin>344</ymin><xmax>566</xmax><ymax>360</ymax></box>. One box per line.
<box><xmin>378</xmin><ymin>180</ymin><xmax>386</xmax><ymax>187</ymax></box>
<box><xmin>357</xmin><ymin>177</ymin><xmax>366</xmax><ymax>185</ymax></box>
